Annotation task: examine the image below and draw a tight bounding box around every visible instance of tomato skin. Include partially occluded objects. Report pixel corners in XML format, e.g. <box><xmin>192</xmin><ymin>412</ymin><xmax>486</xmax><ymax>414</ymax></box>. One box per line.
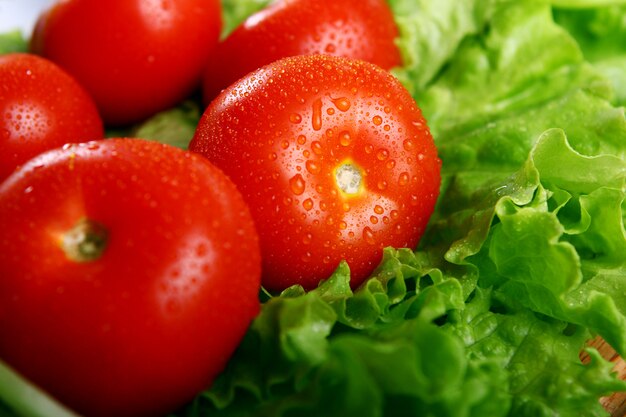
<box><xmin>190</xmin><ymin>55</ymin><xmax>441</xmax><ymax>291</ymax></box>
<box><xmin>202</xmin><ymin>0</ymin><xmax>402</xmax><ymax>103</ymax></box>
<box><xmin>0</xmin><ymin>53</ymin><xmax>103</xmax><ymax>182</ymax></box>
<box><xmin>31</xmin><ymin>0</ymin><xmax>222</xmax><ymax>126</ymax></box>
<box><xmin>0</xmin><ymin>139</ymin><xmax>261</xmax><ymax>417</ymax></box>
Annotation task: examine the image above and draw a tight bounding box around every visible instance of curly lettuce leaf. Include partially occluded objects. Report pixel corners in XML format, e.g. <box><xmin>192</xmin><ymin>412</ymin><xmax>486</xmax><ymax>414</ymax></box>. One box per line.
<box><xmin>0</xmin><ymin>30</ymin><xmax>27</xmax><ymax>55</ymax></box>
<box><xmin>553</xmin><ymin>4</ymin><xmax>626</xmax><ymax>105</ymax></box>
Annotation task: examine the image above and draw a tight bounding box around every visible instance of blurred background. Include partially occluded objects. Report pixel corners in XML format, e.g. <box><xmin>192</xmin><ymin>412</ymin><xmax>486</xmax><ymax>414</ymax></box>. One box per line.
<box><xmin>0</xmin><ymin>0</ymin><xmax>55</xmax><ymax>35</ymax></box>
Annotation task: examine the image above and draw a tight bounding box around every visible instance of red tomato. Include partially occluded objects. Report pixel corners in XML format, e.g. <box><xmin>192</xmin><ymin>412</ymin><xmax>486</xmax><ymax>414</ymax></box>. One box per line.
<box><xmin>0</xmin><ymin>53</ymin><xmax>103</xmax><ymax>182</ymax></box>
<box><xmin>190</xmin><ymin>55</ymin><xmax>441</xmax><ymax>292</ymax></box>
<box><xmin>0</xmin><ymin>139</ymin><xmax>261</xmax><ymax>417</ymax></box>
<box><xmin>31</xmin><ymin>0</ymin><xmax>222</xmax><ymax>126</ymax></box>
<box><xmin>202</xmin><ymin>0</ymin><xmax>402</xmax><ymax>103</ymax></box>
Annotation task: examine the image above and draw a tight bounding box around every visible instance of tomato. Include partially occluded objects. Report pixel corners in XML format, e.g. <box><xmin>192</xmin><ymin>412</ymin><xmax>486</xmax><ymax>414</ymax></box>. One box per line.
<box><xmin>202</xmin><ymin>0</ymin><xmax>402</xmax><ymax>103</ymax></box>
<box><xmin>0</xmin><ymin>139</ymin><xmax>261</xmax><ymax>417</ymax></box>
<box><xmin>0</xmin><ymin>53</ymin><xmax>103</xmax><ymax>182</ymax></box>
<box><xmin>31</xmin><ymin>0</ymin><xmax>222</xmax><ymax>126</ymax></box>
<box><xmin>190</xmin><ymin>55</ymin><xmax>441</xmax><ymax>292</ymax></box>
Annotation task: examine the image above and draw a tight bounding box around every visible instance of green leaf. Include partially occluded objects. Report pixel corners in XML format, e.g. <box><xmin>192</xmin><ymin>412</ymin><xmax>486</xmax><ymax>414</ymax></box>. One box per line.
<box><xmin>0</xmin><ymin>31</ymin><xmax>28</xmax><ymax>55</ymax></box>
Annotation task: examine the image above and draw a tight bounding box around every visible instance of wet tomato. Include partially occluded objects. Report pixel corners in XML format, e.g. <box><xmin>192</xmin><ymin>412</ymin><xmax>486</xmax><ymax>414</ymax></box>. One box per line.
<box><xmin>0</xmin><ymin>53</ymin><xmax>103</xmax><ymax>182</ymax></box>
<box><xmin>31</xmin><ymin>0</ymin><xmax>223</xmax><ymax>125</ymax></box>
<box><xmin>0</xmin><ymin>139</ymin><xmax>261</xmax><ymax>417</ymax></box>
<box><xmin>190</xmin><ymin>55</ymin><xmax>441</xmax><ymax>291</ymax></box>
<box><xmin>202</xmin><ymin>0</ymin><xmax>402</xmax><ymax>103</ymax></box>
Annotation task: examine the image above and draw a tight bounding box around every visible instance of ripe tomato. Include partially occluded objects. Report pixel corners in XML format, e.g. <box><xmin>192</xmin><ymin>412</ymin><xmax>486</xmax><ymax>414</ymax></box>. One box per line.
<box><xmin>31</xmin><ymin>0</ymin><xmax>222</xmax><ymax>126</ymax></box>
<box><xmin>0</xmin><ymin>53</ymin><xmax>103</xmax><ymax>182</ymax></box>
<box><xmin>190</xmin><ymin>55</ymin><xmax>441</xmax><ymax>292</ymax></box>
<box><xmin>202</xmin><ymin>0</ymin><xmax>402</xmax><ymax>103</ymax></box>
<box><xmin>0</xmin><ymin>139</ymin><xmax>261</xmax><ymax>417</ymax></box>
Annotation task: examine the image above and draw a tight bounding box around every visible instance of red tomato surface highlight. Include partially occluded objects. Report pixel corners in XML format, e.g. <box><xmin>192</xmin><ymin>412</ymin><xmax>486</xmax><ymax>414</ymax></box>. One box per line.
<box><xmin>190</xmin><ymin>55</ymin><xmax>441</xmax><ymax>292</ymax></box>
<box><xmin>202</xmin><ymin>0</ymin><xmax>402</xmax><ymax>103</ymax></box>
<box><xmin>31</xmin><ymin>0</ymin><xmax>222</xmax><ymax>125</ymax></box>
<box><xmin>0</xmin><ymin>139</ymin><xmax>261</xmax><ymax>417</ymax></box>
<box><xmin>0</xmin><ymin>53</ymin><xmax>103</xmax><ymax>181</ymax></box>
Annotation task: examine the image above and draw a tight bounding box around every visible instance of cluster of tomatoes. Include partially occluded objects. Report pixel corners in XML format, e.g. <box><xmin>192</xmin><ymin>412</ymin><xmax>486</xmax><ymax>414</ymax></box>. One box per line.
<box><xmin>0</xmin><ymin>0</ymin><xmax>441</xmax><ymax>416</ymax></box>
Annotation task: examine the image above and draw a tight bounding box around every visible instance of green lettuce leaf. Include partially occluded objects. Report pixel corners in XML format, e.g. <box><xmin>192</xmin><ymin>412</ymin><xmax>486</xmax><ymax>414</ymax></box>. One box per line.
<box><xmin>553</xmin><ymin>4</ymin><xmax>626</xmax><ymax>105</ymax></box>
<box><xmin>0</xmin><ymin>30</ymin><xmax>27</xmax><ymax>55</ymax></box>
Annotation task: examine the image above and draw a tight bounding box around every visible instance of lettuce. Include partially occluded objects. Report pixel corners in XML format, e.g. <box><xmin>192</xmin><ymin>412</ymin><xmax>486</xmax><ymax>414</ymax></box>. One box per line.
<box><xmin>553</xmin><ymin>4</ymin><xmax>626</xmax><ymax>105</ymax></box>
<box><xmin>1</xmin><ymin>0</ymin><xmax>626</xmax><ymax>416</ymax></box>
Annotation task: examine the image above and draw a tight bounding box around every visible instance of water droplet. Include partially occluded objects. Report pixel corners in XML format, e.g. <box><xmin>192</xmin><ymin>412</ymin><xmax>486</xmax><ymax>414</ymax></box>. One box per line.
<box><xmin>289</xmin><ymin>113</ymin><xmax>302</xmax><ymax>124</ymax></box>
<box><xmin>370</xmin><ymin>216</ymin><xmax>379</xmax><ymax>224</ymax></box>
<box><xmin>303</xmin><ymin>198</ymin><xmax>314</xmax><ymax>211</ymax></box>
<box><xmin>403</xmin><ymin>139</ymin><xmax>415</xmax><ymax>151</ymax></box>
<box><xmin>363</xmin><ymin>227</ymin><xmax>376</xmax><ymax>245</ymax></box>
<box><xmin>325</xmin><ymin>44</ymin><xmax>336</xmax><ymax>53</ymax></box>
<box><xmin>364</xmin><ymin>144</ymin><xmax>374</xmax><ymax>154</ymax></box>
<box><xmin>410</xmin><ymin>194</ymin><xmax>419</xmax><ymax>206</ymax></box>
<box><xmin>281</xmin><ymin>140</ymin><xmax>289</xmax><ymax>150</ymax></box>
<box><xmin>376</xmin><ymin>149</ymin><xmax>389</xmax><ymax>160</ymax></box>
<box><xmin>268</xmin><ymin>152</ymin><xmax>277</xmax><ymax>161</ymax></box>
<box><xmin>24</xmin><ymin>186</ymin><xmax>33</xmax><ymax>194</ymax></box>
<box><xmin>297</xmin><ymin>134</ymin><xmax>307</xmax><ymax>145</ymax></box>
<box><xmin>372</xmin><ymin>115</ymin><xmax>383</xmax><ymax>126</ymax></box>
<box><xmin>332</xmin><ymin>97</ymin><xmax>351</xmax><ymax>112</ymax></box>
<box><xmin>390</xmin><ymin>210</ymin><xmax>399</xmax><ymax>220</ymax></box>
<box><xmin>289</xmin><ymin>174</ymin><xmax>306</xmax><ymax>195</ymax></box>
<box><xmin>374</xmin><ymin>205</ymin><xmax>384</xmax><ymax>215</ymax></box>
<box><xmin>302</xmin><ymin>233</ymin><xmax>313</xmax><ymax>244</ymax></box>
<box><xmin>386</xmin><ymin>160</ymin><xmax>396</xmax><ymax>169</ymax></box>
<box><xmin>342</xmin><ymin>202</ymin><xmax>350</xmax><ymax>212</ymax></box>
<box><xmin>377</xmin><ymin>180</ymin><xmax>388</xmax><ymax>190</ymax></box>
<box><xmin>339</xmin><ymin>221</ymin><xmax>347</xmax><ymax>230</ymax></box>
<box><xmin>339</xmin><ymin>131</ymin><xmax>351</xmax><ymax>146</ymax></box>
<box><xmin>312</xmin><ymin>98</ymin><xmax>323</xmax><ymax>131</ymax></box>
<box><xmin>305</xmin><ymin>160</ymin><xmax>321</xmax><ymax>174</ymax></box>
<box><xmin>311</xmin><ymin>141</ymin><xmax>323</xmax><ymax>155</ymax></box>
<box><xmin>398</xmin><ymin>172</ymin><xmax>409</xmax><ymax>186</ymax></box>
<box><xmin>326</xmin><ymin>108</ymin><xmax>335</xmax><ymax>115</ymax></box>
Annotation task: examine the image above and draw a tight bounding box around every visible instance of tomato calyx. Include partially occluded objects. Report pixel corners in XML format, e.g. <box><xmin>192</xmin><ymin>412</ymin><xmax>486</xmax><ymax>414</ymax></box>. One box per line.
<box><xmin>61</xmin><ymin>218</ymin><xmax>108</xmax><ymax>262</ymax></box>
<box><xmin>334</xmin><ymin>161</ymin><xmax>364</xmax><ymax>196</ymax></box>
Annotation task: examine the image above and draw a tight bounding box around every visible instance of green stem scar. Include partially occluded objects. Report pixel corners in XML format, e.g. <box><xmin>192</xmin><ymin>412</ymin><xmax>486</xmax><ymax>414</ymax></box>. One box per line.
<box><xmin>62</xmin><ymin>218</ymin><xmax>108</xmax><ymax>262</ymax></box>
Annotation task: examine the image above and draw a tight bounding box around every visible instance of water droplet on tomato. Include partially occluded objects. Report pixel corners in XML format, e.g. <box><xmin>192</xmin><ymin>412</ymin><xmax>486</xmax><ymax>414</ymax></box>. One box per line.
<box><xmin>370</xmin><ymin>216</ymin><xmax>378</xmax><ymax>224</ymax></box>
<box><xmin>312</xmin><ymin>98</ymin><xmax>323</xmax><ymax>131</ymax></box>
<box><xmin>303</xmin><ymin>198</ymin><xmax>314</xmax><ymax>211</ymax></box>
<box><xmin>363</xmin><ymin>227</ymin><xmax>376</xmax><ymax>245</ymax></box>
<box><xmin>289</xmin><ymin>174</ymin><xmax>306</xmax><ymax>195</ymax></box>
<box><xmin>374</xmin><ymin>205</ymin><xmax>384</xmax><ymax>214</ymax></box>
<box><xmin>398</xmin><ymin>172</ymin><xmax>409</xmax><ymax>186</ymax></box>
<box><xmin>372</xmin><ymin>115</ymin><xmax>383</xmax><ymax>126</ymax></box>
<box><xmin>339</xmin><ymin>221</ymin><xmax>347</xmax><ymax>230</ymax></box>
<box><xmin>332</xmin><ymin>97</ymin><xmax>351</xmax><ymax>112</ymax></box>
<box><xmin>305</xmin><ymin>160</ymin><xmax>320</xmax><ymax>174</ymax></box>
<box><xmin>297</xmin><ymin>135</ymin><xmax>307</xmax><ymax>145</ymax></box>
<box><xmin>311</xmin><ymin>141</ymin><xmax>323</xmax><ymax>155</ymax></box>
<box><xmin>339</xmin><ymin>131</ymin><xmax>351</xmax><ymax>146</ymax></box>
<box><xmin>403</xmin><ymin>139</ymin><xmax>415</xmax><ymax>151</ymax></box>
<box><xmin>377</xmin><ymin>181</ymin><xmax>388</xmax><ymax>191</ymax></box>
<box><xmin>289</xmin><ymin>113</ymin><xmax>302</xmax><ymax>124</ymax></box>
<box><xmin>302</xmin><ymin>233</ymin><xmax>313</xmax><ymax>244</ymax></box>
<box><xmin>376</xmin><ymin>149</ymin><xmax>389</xmax><ymax>161</ymax></box>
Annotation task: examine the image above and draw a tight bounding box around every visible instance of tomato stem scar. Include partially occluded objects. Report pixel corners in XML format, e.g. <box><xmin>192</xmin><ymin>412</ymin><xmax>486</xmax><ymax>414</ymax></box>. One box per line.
<box><xmin>334</xmin><ymin>162</ymin><xmax>363</xmax><ymax>195</ymax></box>
<box><xmin>62</xmin><ymin>218</ymin><xmax>108</xmax><ymax>262</ymax></box>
